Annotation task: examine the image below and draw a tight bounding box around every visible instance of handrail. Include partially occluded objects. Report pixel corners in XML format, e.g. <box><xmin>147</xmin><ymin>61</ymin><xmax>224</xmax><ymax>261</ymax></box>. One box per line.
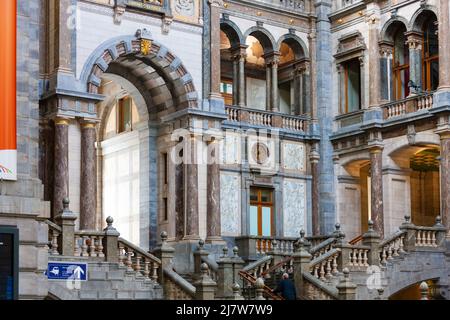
<box><xmin>310</xmin><ymin>237</ymin><xmax>336</xmax><ymax>255</ymax></box>
<box><xmin>302</xmin><ymin>272</ymin><xmax>339</xmax><ymax>300</ymax></box>
<box><xmin>309</xmin><ymin>248</ymin><xmax>341</xmax><ymax>268</ymax></box>
<box><xmin>242</xmin><ymin>255</ymin><xmax>273</xmax><ymax>273</ymax></box>
<box><xmin>45</xmin><ymin>220</ymin><xmax>62</xmax><ymax>233</ymax></box>
<box><xmin>379</xmin><ymin>230</ymin><xmax>406</xmax><ymax>248</ymax></box>
<box><xmin>238</xmin><ymin>271</ymin><xmax>284</xmax><ymax>300</ymax></box>
<box><xmin>163</xmin><ymin>267</ymin><xmax>196</xmax><ymax>298</ymax></box>
<box><xmin>118</xmin><ymin>237</ymin><xmax>161</xmax><ymax>265</ymax></box>
<box><xmin>75</xmin><ymin>230</ymin><xmax>105</xmax><ymax>237</ymax></box>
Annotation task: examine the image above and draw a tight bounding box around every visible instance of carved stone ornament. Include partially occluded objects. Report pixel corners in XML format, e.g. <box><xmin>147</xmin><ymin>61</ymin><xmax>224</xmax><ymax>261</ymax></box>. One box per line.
<box><xmin>175</xmin><ymin>0</ymin><xmax>195</xmax><ymax>16</ymax></box>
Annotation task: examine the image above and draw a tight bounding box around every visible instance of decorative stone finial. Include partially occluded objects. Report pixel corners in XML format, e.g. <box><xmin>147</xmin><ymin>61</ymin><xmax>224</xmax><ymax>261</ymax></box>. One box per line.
<box><xmin>435</xmin><ymin>216</ymin><xmax>443</xmax><ymax>226</ymax></box>
<box><xmin>368</xmin><ymin>220</ymin><xmax>374</xmax><ymax>231</ymax></box>
<box><xmin>343</xmin><ymin>267</ymin><xmax>350</xmax><ymax>279</ymax></box>
<box><xmin>63</xmin><ymin>197</ymin><xmax>70</xmax><ymax>209</ymax></box>
<box><xmin>198</xmin><ymin>239</ymin><xmax>205</xmax><ymax>250</ymax></box>
<box><xmin>420</xmin><ymin>281</ymin><xmax>429</xmax><ymax>300</ymax></box>
<box><xmin>233</xmin><ymin>246</ymin><xmax>239</xmax><ymax>257</ymax></box>
<box><xmin>222</xmin><ymin>246</ymin><xmax>229</xmax><ymax>257</ymax></box>
<box><xmin>271</xmin><ymin>239</ymin><xmax>278</xmax><ymax>249</ymax></box>
<box><xmin>300</xmin><ymin>229</ymin><xmax>306</xmax><ymax>239</ymax></box>
<box><xmin>404</xmin><ymin>215</ymin><xmax>411</xmax><ymax>223</ymax></box>
<box><xmin>200</xmin><ymin>262</ymin><xmax>209</xmax><ymax>275</ymax></box>
<box><xmin>335</xmin><ymin>223</ymin><xmax>341</xmax><ymax>231</ymax></box>
<box><xmin>161</xmin><ymin>231</ymin><xmax>168</xmax><ymax>243</ymax></box>
<box><xmin>106</xmin><ymin>216</ymin><xmax>114</xmax><ymax>227</ymax></box>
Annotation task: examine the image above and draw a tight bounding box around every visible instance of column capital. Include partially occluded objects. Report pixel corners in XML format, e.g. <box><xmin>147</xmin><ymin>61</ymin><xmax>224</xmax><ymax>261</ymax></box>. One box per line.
<box><xmin>378</xmin><ymin>40</ymin><xmax>393</xmax><ymax>56</ymax></box>
<box><xmin>368</xmin><ymin>145</ymin><xmax>384</xmax><ymax>154</ymax></box>
<box><xmin>54</xmin><ymin>117</ymin><xmax>71</xmax><ymax>126</ymax></box>
<box><xmin>437</xmin><ymin>130</ymin><xmax>450</xmax><ymax>140</ymax></box>
<box><xmin>263</xmin><ymin>51</ymin><xmax>281</xmax><ymax>65</ymax></box>
<box><xmin>208</xmin><ymin>0</ymin><xmax>224</xmax><ymax>7</ymax></box>
<box><xmin>405</xmin><ymin>31</ymin><xmax>423</xmax><ymax>50</ymax></box>
<box><xmin>80</xmin><ymin>119</ymin><xmax>100</xmax><ymax>129</ymax></box>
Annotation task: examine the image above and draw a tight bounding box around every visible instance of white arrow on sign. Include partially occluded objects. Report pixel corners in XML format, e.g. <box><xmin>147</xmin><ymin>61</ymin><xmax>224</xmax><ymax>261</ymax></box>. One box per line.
<box><xmin>72</xmin><ymin>266</ymin><xmax>85</xmax><ymax>279</ymax></box>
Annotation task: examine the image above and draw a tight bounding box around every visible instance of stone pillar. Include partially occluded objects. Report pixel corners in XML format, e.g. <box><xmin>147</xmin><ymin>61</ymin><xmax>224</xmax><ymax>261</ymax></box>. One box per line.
<box><xmin>193</xmin><ymin>240</ymin><xmax>210</xmax><ymax>277</ymax></box>
<box><xmin>184</xmin><ymin>135</ymin><xmax>200</xmax><ymax>240</ymax></box>
<box><xmin>366</xmin><ymin>10</ymin><xmax>381</xmax><ymax>107</ymax></box>
<box><xmin>232</xmin><ymin>55</ymin><xmax>239</xmax><ymax>105</ymax></box>
<box><xmin>438</xmin><ymin>0</ymin><xmax>450</xmax><ymax>90</ymax></box>
<box><xmin>439</xmin><ymin>132</ymin><xmax>450</xmax><ymax>230</ymax></box>
<box><xmin>153</xmin><ymin>232</ymin><xmax>176</xmax><ymax>285</ymax></box>
<box><xmin>405</xmin><ymin>32</ymin><xmax>423</xmax><ymax>94</ymax></box>
<box><xmin>265</xmin><ymin>63</ymin><xmax>272</xmax><ymax>110</ymax></box>
<box><xmin>370</xmin><ymin>146</ymin><xmax>384</xmax><ymax>237</ymax></box>
<box><xmin>216</xmin><ymin>248</ymin><xmax>234</xmax><ymax>298</ymax></box>
<box><xmin>302</xmin><ymin>63</ymin><xmax>311</xmax><ymax>115</ymax></box>
<box><xmin>292</xmin><ymin>240</ymin><xmax>312</xmax><ymax>298</ymax></box>
<box><xmin>308</xmin><ymin>28</ymin><xmax>317</xmax><ymax>119</ymax></box>
<box><xmin>336</xmin><ymin>268</ymin><xmax>357</xmax><ymax>300</ymax></box>
<box><xmin>231</xmin><ymin>45</ymin><xmax>247</xmax><ymax>108</ymax></box>
<box><xmin>293</xmin><ymin>64</ymin><xmax>303</xmax><ymax>115</ymax></box>
<box><xmin>53</xmin><ymin>117</ymin><xmax>70</xmax><ymax>217</ymax></box>
<box><xmin>103</xmin><ymin>216</ymin><xmax>120</xmax><ymax>263</ymax></box>
<box><xmin>310</xmin><ymin>147</ymin><xmax>320</xmax><ymax>235</ymax></box>
<box><xmin>270</xmin><ymin>55</ymin><xmax>280</xmax><ymax>112</ymax></box>
<box><xmin>208</xmin><ymin>0</ymin><xmax>224</xmax><ymax>100</ymax></box>
<box><xmin>175</xmin><ymin>160</ymin><xmax>184</xmax><ymax>240</ymax></box>
<box><xmin>362</xmin><ymin>220</ymin><xmax>381</xmax><ymax>265</ymax></box>
<box><xmin>378</xmin><ymin>42</ymin><xmax>393</xmax><ymax>102</ymax></box>
<box><xmin>80</xmin><ymin>121</ymin><xmax>97</xmax><ymax>230</ymax></box>
<box><xmin>206</xmin><ymin>137</ymin><xmax>222</xmax><ymax>242</ymax></box>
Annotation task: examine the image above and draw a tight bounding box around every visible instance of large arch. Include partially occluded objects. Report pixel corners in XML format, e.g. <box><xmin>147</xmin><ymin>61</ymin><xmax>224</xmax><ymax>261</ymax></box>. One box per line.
<box><xmin>380</xmin><ymin>16</ymin><xmax>410</xmax><ymax>41</ymax></box>
<box><xmin>409</xmin><ymin>7</ymin><xmax>439</xmax><ymax>32</ymax></box>
<box><xmin>81</xmin><ymin>31</ymin><xmax>199</xmax><ymax>114</ymax></box>
<box><xmin>243</xmin><ymin>26</ymin><xmax>278</xmax><ymax>53</ymax></box>
<box><xmin>277</xmin><ymin>34</ymin><xmax>309</xmax><ymax>59</ymax></box>
<box><xmin>220</xmin><ymin>19</ymin><xmax>245</xmax><ymax>48</ymax></box>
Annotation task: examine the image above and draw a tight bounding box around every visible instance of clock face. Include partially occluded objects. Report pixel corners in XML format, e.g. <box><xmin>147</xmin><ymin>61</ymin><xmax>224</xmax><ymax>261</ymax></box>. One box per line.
<box><xmin>252</xmin><ymin>142</ymin><xmax>270</xmax><ymax>165</ymax></box>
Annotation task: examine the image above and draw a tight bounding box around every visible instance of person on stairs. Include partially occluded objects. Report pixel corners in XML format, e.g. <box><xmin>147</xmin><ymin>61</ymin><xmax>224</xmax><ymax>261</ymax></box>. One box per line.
<box><xmin>273</xmin><ymin>273</ymin><xmax>297</xmax><ymax>300</ymax></box>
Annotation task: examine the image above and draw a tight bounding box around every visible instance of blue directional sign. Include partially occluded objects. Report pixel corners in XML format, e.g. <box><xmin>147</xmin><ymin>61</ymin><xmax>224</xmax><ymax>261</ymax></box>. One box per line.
<box><xmin>46</xmin><ymin>263</ymin><xmax>88</xmax><ymax>281</ymax></box>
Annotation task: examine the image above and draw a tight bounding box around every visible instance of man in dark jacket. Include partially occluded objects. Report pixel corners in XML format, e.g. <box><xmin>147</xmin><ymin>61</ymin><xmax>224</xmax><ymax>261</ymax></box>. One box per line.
<box><xmin>273</xmin><ymin>273</ymin><xmax>297</xmax><ymax>300</ymax></box>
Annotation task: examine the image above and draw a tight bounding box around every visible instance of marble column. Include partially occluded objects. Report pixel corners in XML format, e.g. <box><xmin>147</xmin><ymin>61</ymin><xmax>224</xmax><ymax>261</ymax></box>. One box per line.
<box><xmin>232</xmin><ymin>55</ymin><xmax>239</xmax><ymax>105</ymax></box>
<box><xmin>293</xmin><ymin>65</ymin><xmax>303</xmax><ymax>115</ymax></box>
<box><xmin>302</xmin><ymin>62</ymin><xmax>311</xmax><ymax>115</ymax></box>
<box><xmin>367</xmin><ymin>14</ymin><xmax>381</xmax><ymax>107</ymax></box>
<box><xmin>271</xmin><ymin>55</ymin><xmax>280</xmax><ymax>112</ymax></box>
<box><xmin>175</xmin><ymin>161</ymin><xmax>185</xmax><ymax>240</ymax></box>
<box><xmin>379</xmin><ymin>42</ymin><xmax>393</xmax><ymax>102</ymax></box>
<box><xmin>310</xmin><ymin>147</ymin><xmax>320</xmax><ymax>235</ymax></box>
<box><xmin>206</xmin><ymin>138</ymin><xmax>222</xmax><ymax>242</ymax></box>
<box><xmin>265</xmin><ymin>63</ymin><xmax>272</xmax><ymax>111</ymax></box>
<box><xmin>370</xmin><ymin>146</ymin><xmax>384</xmax><ymax>237</ymax></box>
<box><xmin>208</xmin><ymin>0</ymin><xmax>224</xmax><ymax>99</ymax></box>
<box><xmin>308</xmin><ymin>29</ymin><xmax>317</xmax><ymax>119</ymax></box>
<box><xmin>439</xmin><ymin>132</ymin><xmax>450</xmax><ymax>230</ymax></box>
<box><xmin>405</xmin><ymin>32</ymin><xmax>423</xmax><ymax>94</ymax></box>
<box><xmin>53</xmin><ymin>117</ymin><xmax>70</xmax><ymax>217</ymax></box>
<box><xmin>238</xmin><ymin>51</ymin><xmax>247</xmax><ymax>107</ymax></box>
<box><xmin>438</xmin><ymin>0</ymin><xmax>450</xmax><ymax>90</ymax></box>
<box><xmin>80</xmin><ymin>121</ymin><xmax>97</xmax><ymax>230</ymax></box>
<box><xmin>184</xmin><ymin>135</ymin><xmax>200</xmax><ymax>240</ymax></box>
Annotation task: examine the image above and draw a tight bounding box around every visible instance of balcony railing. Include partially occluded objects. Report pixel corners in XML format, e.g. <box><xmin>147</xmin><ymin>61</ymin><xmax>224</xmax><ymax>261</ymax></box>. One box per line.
<box><xmin>381</xmin><ymin>92</ymin><xmax>434</xmax><ymax>120</ymax></box>
<box><xmin>226</xmin><ymin>105</ymin><xmax>309</xmax><ymax>133</ymax></box>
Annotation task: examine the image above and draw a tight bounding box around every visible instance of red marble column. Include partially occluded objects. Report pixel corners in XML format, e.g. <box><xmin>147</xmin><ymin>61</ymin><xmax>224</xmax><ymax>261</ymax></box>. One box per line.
<box><xmin>184</xmin><ymin>135</ymin><xmax>200</xmax><ymax>240</ymax></box>
<box><xmin>439</xmin><ymin>133</ymin><xmax>450</xmax><ymax>230</ymax></box>
<box><xmin>370</xmin><ymin>146</ymin><xmax>384</xmax><ymax>237</ymax></box>
<box><xmin>80</xmin><ymin>122</ymin><xmax>97</xmax><ymax>230</ymax></box>
<box><xmin>206</xmin><ymin>138</ymin><xmax>222</xmax><ymax>242</ymax></box>
<box><xmin>208</xmin><ymin>0</ymin><xmax>224</xmax><ymax>99</ymax></box>
<box><xmin>438</xmin><ymin>0</ymin><xmax>450</xmax><ymax>89</ymax></box>
<box><xmin>53</xmin><ymin>117</ymin><xmax>70</xmax><ymax>216</ymax></box>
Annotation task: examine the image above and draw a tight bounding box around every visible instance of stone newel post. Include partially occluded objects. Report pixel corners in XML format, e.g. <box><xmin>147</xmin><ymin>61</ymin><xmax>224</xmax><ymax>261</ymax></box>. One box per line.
<box><xmin>362</xmin><ymin>220</ymin><xmax>381</xmax><ymax>266</ymax></box>
<box><xmin>153</xmin><ymin>232</ymin><xmax>175</xmax><ymax>284</ymax></box>
<box><xmin>103</xmin><ymin>216</ymin><xmax>120</xmax><ymax>263</ymax></box>
<box><xmin>194</xmin><ymin>263</ymin><xmax>217</xmax><ymax>300</ymax></box>
<box><xmin>292</xmin><ymin>237</ymin><xmax>312</xmax><ymax>299</ymax></box>
<box><xmin>55</xmin><ymin>198</ymin><xmax>77</xmax><ymax>256</ymax></box>
<box><xmin>336</xmin><ymin>268</ymin><xmax>357</xmax><ymax>300</ymax></box>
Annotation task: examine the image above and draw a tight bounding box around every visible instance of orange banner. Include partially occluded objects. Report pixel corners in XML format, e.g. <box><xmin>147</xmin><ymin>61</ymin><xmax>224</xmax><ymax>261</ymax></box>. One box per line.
<box><xmin>0</xmin><ymin>0</ymin><xmax>17</xmax><ymax>180</ymax></box>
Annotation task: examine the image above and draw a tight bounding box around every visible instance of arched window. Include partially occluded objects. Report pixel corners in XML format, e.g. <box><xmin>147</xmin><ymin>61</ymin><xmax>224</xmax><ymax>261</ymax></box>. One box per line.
<box><xmin>422</xmin><ymin>17</ymin><xmax>439</xmax><ymax>91</ymax></box>
<box><xmin>393</xmin><ymin>27</ymin><xmax>409</xmax><ymax>99</ymax></box>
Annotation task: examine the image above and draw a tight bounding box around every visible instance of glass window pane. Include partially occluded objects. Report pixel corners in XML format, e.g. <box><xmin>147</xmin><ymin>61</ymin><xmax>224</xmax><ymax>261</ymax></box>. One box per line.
<box><xmin>250</xmin><ymin>206</ymin><xmax>258</xmax><ymax>236</ymax></box>
<box><xmin>347</xmin><ymin>60</ymin><xmax>360</xmax><ymax>112</ymax></box>
<box><xmin>262</xmin><ymin>207</ymin><xmax>271</xmax><ymax>237</ymax></box>
<box><xmin>250</xmin><ymin>189</ymin><xmax>258</xmax><ymax>202</ymax></box>
<box><xmin>431</xmin><ymin>60</ymin><xmax>439</xmax><ymax>91</ymax></box>
<box><xmin>260</xmin><ymin>189</ymin><xmax>272</xmax><ymax>203</ymax></box>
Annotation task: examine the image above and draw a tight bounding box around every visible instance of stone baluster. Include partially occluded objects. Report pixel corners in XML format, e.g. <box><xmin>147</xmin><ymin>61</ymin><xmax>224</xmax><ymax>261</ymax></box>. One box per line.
<box><xmin>97</xmin><ymin>236</ymin><xmax>104</xmax><ymax>258</ymax></box>
<box><xmin>336</xmin><ymin>268</ymin><xmax>357</xmax><ymax>300</ymax></box>
<box><xmin>194</xmin><ymin>263</ymin><xmax>217</xmax><ymax>300</ymax></box>
<box><xmin>55</xmin><ymin>198</ymin><xmax>77</xmax><ymax>256</ymax></box>
<box><xmin>103</xmin><ymin>216</ymin><xmax>120</xmax><ymax>263</ymax></box>
<box><xmin>125</xmin><ymin>249</ymin><xmax>134</xmax><ymax>273</ymax></box>
<box><xmin>89</xmin><ymin>236</ymin><xmax>97</xmax><ymax>257</ymax></box>
<box><xmin>50</xmin><ymin>230</ymin><xmax>60</xmax><ymax>256</ymax></box>
<box><xmin>74</xmin><ymin>235</ymin><xmax>81</xmax><ymax>256</ymax></box>
<box><xmin>143</xmin><ymin>259</ymin><xmax>150</xmax><ymax>279</ymax></box>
